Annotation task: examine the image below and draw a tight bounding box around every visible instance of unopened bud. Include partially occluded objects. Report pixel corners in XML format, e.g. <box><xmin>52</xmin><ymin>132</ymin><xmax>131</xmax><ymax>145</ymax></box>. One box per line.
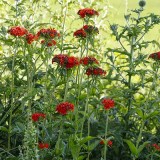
<box><xmin>139</xmin><ymin>0</ymin><xmax>146</xmax><ymax>8</ymax></box>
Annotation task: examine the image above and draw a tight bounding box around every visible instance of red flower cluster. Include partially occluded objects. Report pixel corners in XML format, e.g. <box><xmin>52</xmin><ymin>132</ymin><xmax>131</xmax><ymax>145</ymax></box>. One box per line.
<box><xmin>149</xmin><ymin>51</ymin><xmax>160</xmax><ymax>60</ymax></box>
<box><xmin>37</xmin><ymin>28</ymin><xmax>60</xmax><ymax>39</ymax></box>
<box><xmin>56</xmin><ymin>102</ymin><xmax>74</xmax><ymax>115</ymax></box>
<box><xmin>8</xmin><ymin>26</ymin><xmax>28</xmax><ymax>37</ymax></box>
<box><xmin>41</xmin><ymin>39</ymin><xmax>56</xmax><ymax>46</ymax></box>
<box><xmin>31</xmin><ymin>113</ymin><xmax>46</xmax><ymax>122</ymax></box>
<box><xmin>100</xmin><ymin>140</ymin><xmax>113</xmax><ymax>147</ymax></box>
<box><xmin>152</xmin><ymin>143</ymin><xmax>160</xmax><ymax>151</ymax></box>
<box><xmin>52</xmin><ymin>54</ymin><xmax>79</xmax><ymax>69</ymax></box>
<box><xmin>37</xmin><ymin>28</ymin><xmax>60</xmax><ymax>47</ymax></box>
<box><xmin>78</xmin><ymin>8</ymin><xmax>99</xmax><ymax>18</ymax></box>
<box><xmin>80</xmin><ymin>56</ymin><xmax>99</xmax><ymax>66</ymax></box>
<box><xmin>83</xmin><ymin>25</ymin><xmax>99</xmax><ymax>34</ymax></box>
<box><xmin>73</xmin><ymin>29</ymin><xmax>86</xmax><ymax>38</ymax></box>
<box><xmin>102</xmin><ymin>98</ymin><xmax>115</xmax><ymax>110</ymax></box>
<box><xmin>74</xmin><ymin>25</ymin><xmax>98</xmax><ymax>38</ymax></box>
<box><xmin>26</xmin><ymin>33</ymin><xmax>39</xmax><ymax>44</ymax></box>
<box><xmin>86</xmin><ymin>67</ymin><xmax>106</xmax><ymax>76</ymax></box>
<box><xmin>38</xmin><ymin>143</ymin><xmax>49</xmax><ymax>149</ymax></box>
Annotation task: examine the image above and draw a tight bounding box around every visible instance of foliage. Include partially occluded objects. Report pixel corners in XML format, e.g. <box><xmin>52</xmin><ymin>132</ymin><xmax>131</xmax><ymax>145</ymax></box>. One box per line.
<box><xmin>0</xmin><ymin>0</ymin><xmax>160</xmax><ymax>160</ymax></box>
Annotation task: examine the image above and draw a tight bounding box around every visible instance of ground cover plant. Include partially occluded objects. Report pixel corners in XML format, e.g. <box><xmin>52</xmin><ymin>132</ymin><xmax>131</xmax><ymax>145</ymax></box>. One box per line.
<box><xmin>0</xmin><ymin>0</ymin><xmax>160</xmax><ymax>159</ymax></box>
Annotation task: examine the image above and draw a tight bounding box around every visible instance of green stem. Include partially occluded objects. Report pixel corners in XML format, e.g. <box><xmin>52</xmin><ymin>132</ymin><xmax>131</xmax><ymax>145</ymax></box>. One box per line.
<box><xmin>125</xmin><ymin>36</ymin><xmax>135</xmax><ymax>130</ymax></box>
<box><xmin>8</xmin><ymin>37</ymin><xmax>19</xmax><ymax>150</ymax></box>
<box><xmin>64</xmin><ymin>72</ymin><xmax>70</xmax><ymax>102</ymax></box>
<box><xmin>60</xmin><ymin>1</ymin><xmax>68</xmax><ymax>53</ymax></box>
<box><xmin>104</xmin><ymin>111</ymin><xmax>109</xmax><ymax>160</ymax></box>
<box><xmin>80</xmin><ymin>78</ymin><xmax>90</xmax><ymax>138</ymax></box>
<box><xmin>136</xmin><ymin>121</ymin><xmax>144</xmax><ymax>148</ymax></box>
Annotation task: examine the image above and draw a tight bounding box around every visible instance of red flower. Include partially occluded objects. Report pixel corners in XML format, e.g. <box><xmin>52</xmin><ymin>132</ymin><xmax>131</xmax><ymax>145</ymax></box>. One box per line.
<box><xmin>26</xmin><ymin>33</ymin><xmax>39</xmax><ymax>44</ymax></box>
<box><xmin>8</xmin><ymin>26</ymin><xmax>28</xmax><ymax>37</ymax></box>
<box><xmin>38</xmin><ymin>143</ymin><xmax>49</xmax><ymax>149</ymax></box>
<box><xmin>56</xmin><ymin>102</ymin><xmax>74</xmax><ymax>115</ymax></box>
<box><xmin>83</xmin><ymin>25</ymin><xmax>99</xmax><ymax>34</ymax></box>
<box><xmin>73</xmin><ymin>29</ymin><xmax>86</xmax><ymax>38</ymax></box>
<box><xmin>102</xmin><ymin>98</ymin><xmax>115</xmax><ymax>110</ymax></box>
<box><xmin>41</xmin><ymin>39</ymin><xmax>57</xmax><ymax>46</ymax></box>
<box><xmin>32</xmin><ymin>113</ymin><xmax>46</xmax><ymax>122</ymax></box>
<box><xmin>152</xmin><ymin>143</ymin><xmax>160</xmax><ymax>151</ymax></box>
<box><xmin>65</xmin><ymin>56</ymin><xmax>79</xmax><ymax>69</ymax></box>
<box><xmin>37</xmin><ymin>28</ymin><xmax>60</xmax><ymax>39</ymax></box>
<box><xmin>149</xmin><ymin>52</ymin><xmax>160</xmax><ymax>60</ymax></box>
<box><xmin>86</xmin><ymin>67</ymin><xmax>106</xmax><ymax>76</ymax></box>
<box><xmin>52</xmin><ymin>54</ymin><xmax>79</xmax><ymax>69</ymax></box>
<box><xmin>80</xmin><ymin>56</ymin><xmax>99</xmax><ymax>66</ymax></box>
<box><xmin>107</xmin><ymin>140</ymin><xmax>113</xmax><ymax>147</ymax></box>
<box><xmin>77</xmin><ymin>8</ymin><xmax>99</xmax><ymax>18</ymax></box>
<box><xmin>100</xmin><ymin>140</ymin><xmax>113</xmax><ymax>147</ymax></box>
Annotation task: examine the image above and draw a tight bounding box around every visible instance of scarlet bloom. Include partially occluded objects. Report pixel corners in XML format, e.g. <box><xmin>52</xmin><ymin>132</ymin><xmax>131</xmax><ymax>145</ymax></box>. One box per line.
<box><xmin>37</xmin><ymin>28</ymin><xmax>60</xmax><ymax>39</ymax></box>
<box><xmin>149</xmin><ymin>51</ymin><xmax>160</xmax><ymax>60</ymax></box>
<box><xmin>78</xmin><ymin>8</ymin><xmax>99</xmax><ymax>18</ymax></box>
<box><xmin>86</xmin><ymin>67</ymin><xmax>106</xmax><ymax>76</ymax></box>
<box><xmin>32</xmin><ymin>113</ymin><xmax>46</xmax><ymax>122</ymax></box>
<box><xmin>83</xmin><ymin>25</ymin><xmax>99</xmax><ymax>34</ymax></box>
<box><xmin>102</xmin><ymin>98</ymin><xmax>115</xmax><ymax>110</ymax></box>
<box><xmin>41</xmin><ymin>39</ymin><xmax>57</xmax><ymax>46</ymax></box>
<box><xmin>80</xmin><ymin>56</ymin><xmax>99</xmax><ymax>66</ymax></box>
<box><xmin>152</xmin><ymin>143</ymin><xmax>160</xmax><ymax>151</ymax></box>
<box><xmin>73</xmin><ymin>29</ymin><xmax>86</xmax><ymax>38</ymax></box>
<box><xmin>56</xmin><ymin>102</ymin><xmax>74</xmax><ymax>115</ymax></box>
<box><xmin>8</xmin><ymin>26</ymin><xmax>28</xmax><ymax>37</ymax></box>
<box><xmin>52</xmin><ymin>54</ymin><xmax>79</xmax><ymax>69</ymax></box>
<box><xmin>38</xmin><ymin>143</ymin><xmax>49</xmax><ymax>149</ymax></box>
<box><xmin>26</xmin><ymin>33</ymin><xmax>39</xmax><ymax>44</ymax></box>
<box><xmin>100</xmin><ymin>140</ymin><xmax>113</xmax><ymax>147</ymax></box>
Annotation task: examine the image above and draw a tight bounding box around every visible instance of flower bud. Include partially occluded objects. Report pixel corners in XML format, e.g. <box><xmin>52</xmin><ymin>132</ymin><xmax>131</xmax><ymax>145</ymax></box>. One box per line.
<box><xmin>139</xmin><ymin>0</ymin><xmax>146</xmax><ymax>8</ymax></box>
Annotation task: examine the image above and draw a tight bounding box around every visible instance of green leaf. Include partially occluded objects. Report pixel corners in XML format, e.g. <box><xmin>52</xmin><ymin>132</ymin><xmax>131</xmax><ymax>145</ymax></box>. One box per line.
<box><xmin>135</xmin><ymin>108</ymin><xmax>144</xmax><ymax>119</ymax></box>
<box><xmin>145</xmin><ymin>111</ymin><xmax>159</xmax><ymax>120</ymax></box>
<box><xmin>154</xmin><ymin>153</ymin><xmax>160</xmax><ymax>157</ymax></box>
<box><xmin>124</xmin><ymin>139</ymin><xmax>138</xmax><ymax>156</ymax></box>
<box><xmin>78</xmin><ymin>155</ymin><xmax>86</xmax><ymax>160</ymax></box>
<box><xmin>79</xmin><ymin>136</ymin><xmax>95</xmax><ymax>145</ymax></box>
<box><xmin>138</xmin><ymin>141</ymin><xmax>150</xmax><ymax>155</ymax></box>
<box><xmin>0</xmin><ymin>126</ymin><xmax>8</xmax><ymax>132</ymax></box>
<box><xmin>69</xmin><ymin>136</ymin><xmax>81</xmax><ymax>159</ymax></box>
<box><xmin>88</xmin><ymin>140</ymin><xmax>100</xmax><ymax>151</ymax></box>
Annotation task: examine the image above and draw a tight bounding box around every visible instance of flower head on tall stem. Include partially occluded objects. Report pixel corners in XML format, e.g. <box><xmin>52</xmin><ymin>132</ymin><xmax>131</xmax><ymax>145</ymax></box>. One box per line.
<box><xmin>52</xmin><ymin>54</ymin><xmax>79</xmax><ymax>69</ymax></box>
<box><xmin>8</xmin><ymin>26</ymin><xmax>28</xmax><ymax>37</ymax></box>
<box><xmin>31</xmin><ymin>113</ymin><xmax>46</xmax><ymax>122</ymax></box>
<box><xmin>73</xmin><ymin>28</ymin><xmax>86</xmax><ymax>38</ymax></box>
<box><xmin>77</xmin><ymin>8</ymin><xmax>99</xmax><ymax>18</ymax></box>
<box><xmin>56</xmin><ymin>102</ymin><xmax>74</xmax><ymax>115</ymax></box>
<box><xmin>86</xmin><ymin>67</ymin><xmax>106</xmax><ymax>76</ymax></box>
<box><xmin>26</xmin><ymin>33</ymin><xmax>39</xmax><ymax>44</ymax></box>
<box><xmin>102</xmin><ymin>98</ymin><xmax>115</xmax><ymax>110</ymax></box>
<box><xmin>38</xmin><ymin>143</ymin><xmax>49</xmax><ymax>149</ymax></box>
<box><xmin>37</xmin><ymin>28</ymin><xmax>60</xmax><ymax>39</ymax></box>
<box><xmin>149</xmin><ymin>51</ymin><xmax>160</xmax><ymax>60</ymax></box>
<box><xmin>80</xmin><ymin>56</ymin><xmax>99</xmax><ymax>66</ymax></box>
<box><xmin>83</xmin><ymin>25</ymin><xmax>99</xmax><ymax>34</ymax></box>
